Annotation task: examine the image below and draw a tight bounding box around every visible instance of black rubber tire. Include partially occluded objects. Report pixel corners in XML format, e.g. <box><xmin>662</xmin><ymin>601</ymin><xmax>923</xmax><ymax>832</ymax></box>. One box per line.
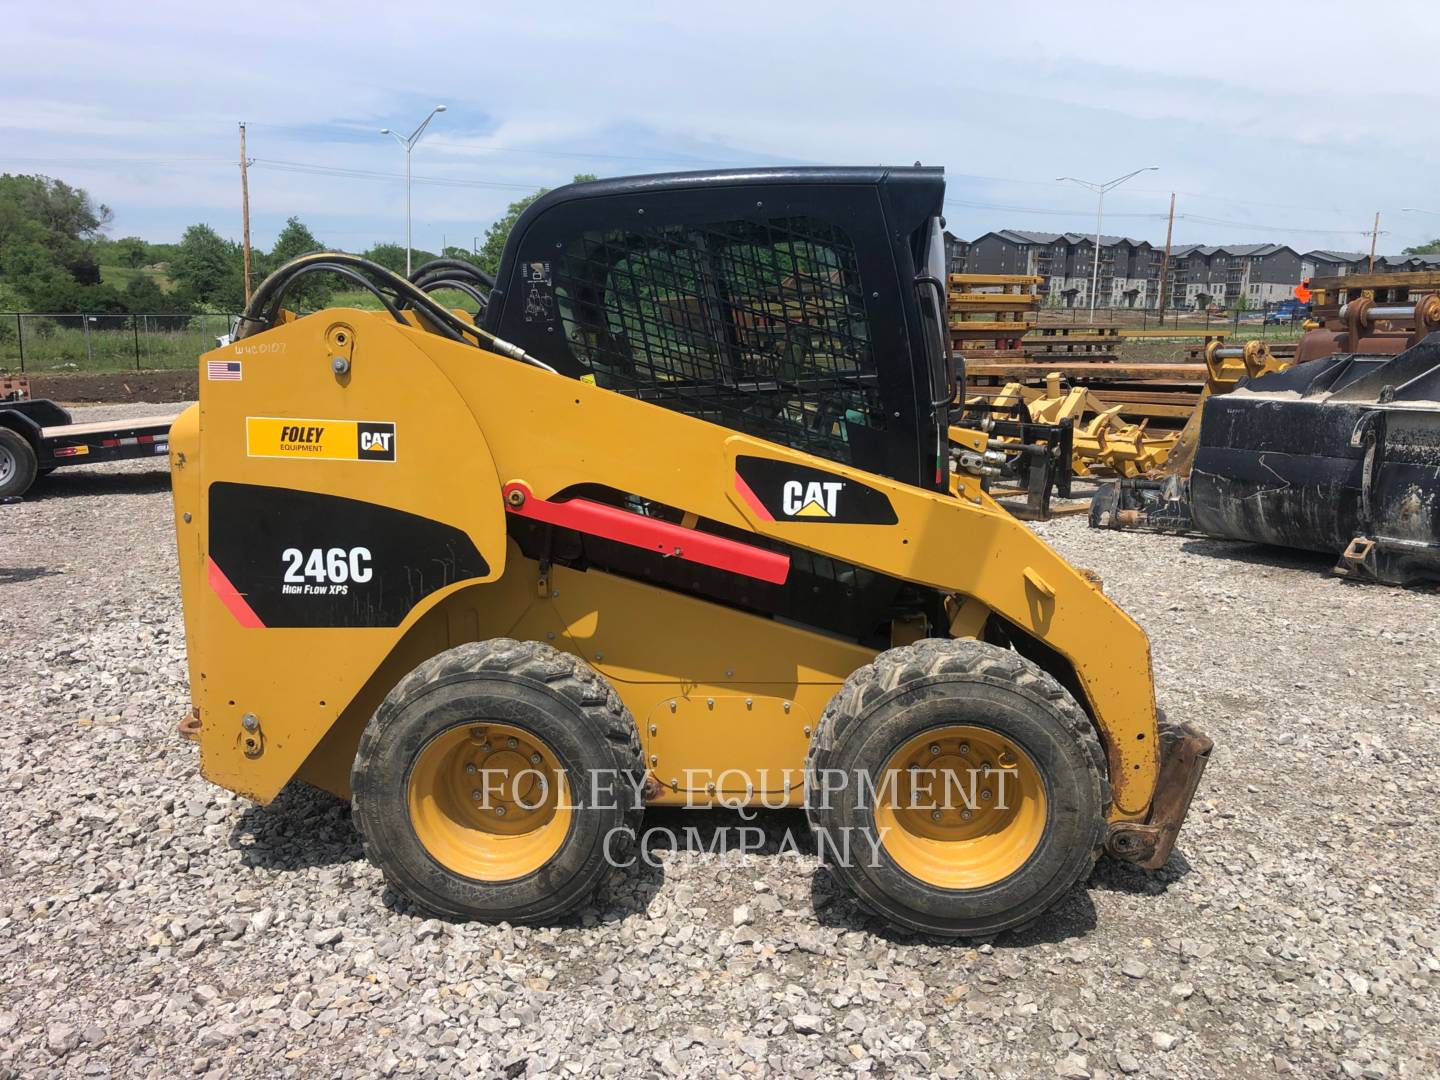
<box><xmin>0</xmin><ymin>429</ymin><xmax>38</xmax><ymax>499</ymax></box>
<box><xmin>352</xmin><ymin>638</ymin><xmax>645</xmax><ymax>923</ymax></box>
<box><xmin>805</xmin><ymin>639</ymin><xmax>1109</xmax><ymax>937</ymax></box>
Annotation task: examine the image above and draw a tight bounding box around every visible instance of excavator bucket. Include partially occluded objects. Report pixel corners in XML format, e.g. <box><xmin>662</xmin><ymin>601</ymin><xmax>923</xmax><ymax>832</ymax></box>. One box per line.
<box><xmin>1092</xmin><ymin>333</ymin><xmax>1440</xmax><ymax>585</ymax></box>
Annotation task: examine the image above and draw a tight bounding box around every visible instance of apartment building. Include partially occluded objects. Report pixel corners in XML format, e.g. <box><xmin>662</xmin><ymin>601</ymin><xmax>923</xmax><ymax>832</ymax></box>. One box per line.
<box><xmin>1298</xmin><ymin>251</ymin><xmax>1440</xmax><ymax>279</ymax></box>
<box><xmin>966</xmin><ymin>230</ymin><xmax>1159</xmax><ymax>307</ymax></box>
<box><xmin>1162</xmin><ymin>243</ymin><xmax>1304</xmax><ymax>309</ymax></box>
<box><xmin>943</xmin><ymin>231</ymin><xmax>970</xmax><ymax>275</ymax></box>
<box><xmin>956</xmin><ymin>228</ymin><xmax>1440</xmax><ymax>308</ymax></box>
<box><xmin>1300</xmin><ymin>250</ymin><xmax>1367</xmax><ymax>280</ymax></box>
<box><xmin>1375</xmin><ymin>253</ymin><xmax>1440</xmax><ymax>273</ymax></box>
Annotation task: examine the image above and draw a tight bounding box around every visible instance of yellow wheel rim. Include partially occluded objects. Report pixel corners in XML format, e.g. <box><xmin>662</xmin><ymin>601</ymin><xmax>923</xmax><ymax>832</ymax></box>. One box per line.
<box><xmin>406</xmin><ymin>723</ymin><xmax>572</xmax><ymax>882</ymax></box>
<box><xmin>873</xmin><ymin>725</ymin><xmax>1047</xmax><ymax>890</ymax></box>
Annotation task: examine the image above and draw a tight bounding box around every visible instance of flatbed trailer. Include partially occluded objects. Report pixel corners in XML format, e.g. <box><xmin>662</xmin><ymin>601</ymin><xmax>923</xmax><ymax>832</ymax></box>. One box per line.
<box><xmin>0</xmin><ymin>398</ymin><xmax>175</xmax><ymax>498</ymax></box>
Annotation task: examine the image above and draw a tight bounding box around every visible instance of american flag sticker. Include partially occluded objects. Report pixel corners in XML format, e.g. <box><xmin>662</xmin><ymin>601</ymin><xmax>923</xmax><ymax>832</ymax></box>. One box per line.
<box><xmin>207</xmin><ymin>360</ymin><xmax>243</xmax><ymax>381</ymax></box>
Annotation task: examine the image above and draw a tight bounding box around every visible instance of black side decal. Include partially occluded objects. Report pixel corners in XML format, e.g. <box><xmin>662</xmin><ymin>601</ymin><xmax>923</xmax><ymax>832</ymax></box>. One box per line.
<box><xmin>735</xmin><ymin>455</ymin><xmax>898</xmax><ymax>524</ymax></box>
<box><xmin>209</xmin><ymin>482</ymin><xmax>488</xmax><ymax>628</ymax></box>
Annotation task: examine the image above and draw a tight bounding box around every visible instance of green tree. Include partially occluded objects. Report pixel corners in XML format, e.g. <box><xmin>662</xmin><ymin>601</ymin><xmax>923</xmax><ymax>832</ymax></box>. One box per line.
<box><xmin>361</xmin><ymin>242</ymin><xmax>440</xmax><ymax>276</ymax></box>
<box><xmin>113</xmin><ymin>236</ymin><xmax>149</xmax><ymax>268</ymax></box>
<box><xmin>121</xmin><ymin>273</ymin><xmax>178</xmax><ymax>314</ymax></box>
<box><xmin>1403</xmin><ymin>238</ymin><xmax>1440</xmax><ymax>255</ymax></box>
<box><xmin>11</xmin><ymin>263</ymin><xmax>126</xmax><ymax>313</ymax></box>
<box><xmin>171</xmin><ymin>224</ymin><xmax>245</xmax><ymax>311</ymax></box>
<box><xmin>363</xmin><ymin>242</ymin><xmax>408</xmax><ymax>274</ymax></box>
<box><xmin>258</xmin><ymin>216</ymin><xmax>331</xmax><ymax>309</ymax></box>
<box><xmin>475</xmin><ymin>173</ymin><xmax>597</xmax><ymax>276</ymax></box>
<box><xmin>440</xmin><ymin>245</ymin><xmax>487</xmax><ymax>267</ymax></box>
<box><xmin>0</xmin><ymin>174</ymin><xmax>114</xmax><ymax>310</ymax></box>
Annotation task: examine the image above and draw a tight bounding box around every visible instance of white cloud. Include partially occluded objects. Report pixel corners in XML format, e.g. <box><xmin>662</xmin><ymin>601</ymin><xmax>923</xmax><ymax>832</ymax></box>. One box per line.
<box><xmin>2</xmin><ymin>0</ymin><xmax>1438</xmax><ymax>251</ymax></box>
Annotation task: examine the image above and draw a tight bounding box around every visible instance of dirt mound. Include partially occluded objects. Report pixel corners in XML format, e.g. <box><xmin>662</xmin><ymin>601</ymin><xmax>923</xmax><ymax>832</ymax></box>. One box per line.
<box><xmin>25</xmin><ymin>369</ymin><xmax>198</xmax><ymax>405</ymax></box>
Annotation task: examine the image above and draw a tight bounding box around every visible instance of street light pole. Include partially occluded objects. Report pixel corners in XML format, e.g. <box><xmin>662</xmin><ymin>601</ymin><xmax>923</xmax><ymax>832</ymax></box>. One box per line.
<box><xmin>1056</xmin><ymin>166</ymin><xmax>1159</xmax><ymax>322</ymax></box>
<box><xmin>380</xmin><ymin>105</ymin><xmax>447</xmax><ymax>276</ymax></box>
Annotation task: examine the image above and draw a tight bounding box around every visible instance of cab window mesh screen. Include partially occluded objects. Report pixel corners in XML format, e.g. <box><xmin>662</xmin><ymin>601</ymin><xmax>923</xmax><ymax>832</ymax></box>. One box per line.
<box><xmin>553</xmin><ymin>216</ymin><xmax>881</xmax><ymax>461</ymax></box>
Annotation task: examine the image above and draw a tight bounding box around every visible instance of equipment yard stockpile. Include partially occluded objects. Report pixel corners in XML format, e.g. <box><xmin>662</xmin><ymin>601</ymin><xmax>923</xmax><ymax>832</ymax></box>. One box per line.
<box><xmin>169</xmin><ymin>167</ymin><xmax>1210</xmax><ymax>936</ymax></box>
<box><xmin>1093</xmin><ymin>296</ymin><xmax>1440</xmax><ymax>585</ymax></box>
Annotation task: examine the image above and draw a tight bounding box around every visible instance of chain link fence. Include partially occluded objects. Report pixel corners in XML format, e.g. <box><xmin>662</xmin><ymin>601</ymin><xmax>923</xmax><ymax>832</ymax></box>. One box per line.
<box><xmin>1032</xmin><ymin>304</ymin><xmax>1306</xmax><ymax>338</ymax></box>
<box><xmin>0</xmin><ymin>312</ymin><xmax>238</xmax><ymax>373</ymax></box>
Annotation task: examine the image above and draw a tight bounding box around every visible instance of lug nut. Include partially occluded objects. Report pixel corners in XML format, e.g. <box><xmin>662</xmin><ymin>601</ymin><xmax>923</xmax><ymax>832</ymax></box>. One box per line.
<box><xmin>930</xmin><ymin>809</ymin><xmax>942</xmax><ymax>821</ymax></box>
<box><xmin>960</xmin><ymin>809</ymin><xmax>973</xmax><ymax>821</ymax></box>
<box><xmin>507</xmin><ymin>737</ymin><xmax>518</xmax><ymax>749</ymax></box>
<box><xmin>981</xmin><ymin>789</ymin><xmax>992</xmax><ymax>800</ymax></box>
<box><xmin>481</xmin><ymin>743</ymin><xmax>492</xmax><ymax>753</ymax></box>
<box><xmin>466</xmin><ymin>763</ymin><xmax>477</xmax><ymax>775</ymax></box>
<box><xmin>494</xmin><ymin>805</ymin><xmax>507</xmax><ymax>817</ymax></box>
<box><xmin>929</xmin><ymin>744</ymin><xmax>941</xmax><ymax>756</ymax></box>
<box><xmin>530</xmin><ymin>752</ymin><xmax>541</xmax><ymax>765</ymax></box>
<box><xmin>471</xmin><ymin>790</ymin><xmax>482</xmax><ymax>801</ymax></box>
<box><xmin>959</xmin><ymin>742</ymin><xmax>970</xmax><ymax>754</ymax></box>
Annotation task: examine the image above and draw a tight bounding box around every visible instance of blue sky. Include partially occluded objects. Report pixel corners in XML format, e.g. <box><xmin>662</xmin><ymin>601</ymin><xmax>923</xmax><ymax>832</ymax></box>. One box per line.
<box><xmin>6</xmin><ymin>0</ymin><xmax>1440</xmax><ymax>256</ymax></box>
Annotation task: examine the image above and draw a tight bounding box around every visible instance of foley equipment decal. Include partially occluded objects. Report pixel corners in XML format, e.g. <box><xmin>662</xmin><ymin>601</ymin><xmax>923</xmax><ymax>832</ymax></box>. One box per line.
<box><xmin>246</xmin><ymin>417</ymin><xmax>397</xmax><ymax>462</ymax></box>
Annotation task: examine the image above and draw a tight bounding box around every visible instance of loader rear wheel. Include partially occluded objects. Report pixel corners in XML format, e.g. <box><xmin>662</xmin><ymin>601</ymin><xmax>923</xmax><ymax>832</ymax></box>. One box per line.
<box><xmin>352</xmin><ymin>639</ymin><xmax>644</xmax><ymax>923</ymax></box>
<box><xmin>805</xmin><ymin>639</ymin><xmax>1108</xmax><ymax>937</ymax></box>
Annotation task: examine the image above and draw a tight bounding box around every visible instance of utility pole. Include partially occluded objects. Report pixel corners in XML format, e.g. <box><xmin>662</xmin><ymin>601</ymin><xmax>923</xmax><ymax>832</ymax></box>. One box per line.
<box><xmin>1057</xmin><ymin>166</ymin><xmax>1159</xmax><ymax>322</ymax></box>
<box><xmin>1368</xmin><ymin>211</ymin><xmax>1381</xmax><ymax>271</ymax></box>
<box><xmin>239</xmin><ymin>122</ymin><xmax>254</xmax><ymax>306</ymax></box>
<box><xmin>1156</xmin><ymin>192</ymin><xmax>1175</xmax><ymax>316</ymax></box>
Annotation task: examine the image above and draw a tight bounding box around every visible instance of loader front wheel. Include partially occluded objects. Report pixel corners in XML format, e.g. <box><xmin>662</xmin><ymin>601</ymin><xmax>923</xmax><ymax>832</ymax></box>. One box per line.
<box><xmin>352</xmin><ymin>639</ymin><xmax>644</xmax><ymax>924</ymax></box>
<box><xmin>805</xmin><ymin>639</ymin><xmax>1108</xmax><ymax>937</ymax></box>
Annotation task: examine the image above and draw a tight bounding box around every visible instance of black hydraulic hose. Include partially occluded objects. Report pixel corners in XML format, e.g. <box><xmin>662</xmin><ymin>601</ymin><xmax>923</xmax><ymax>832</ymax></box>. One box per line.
<box><xmin>241</xmin><ymin>252</ymin><xmax>401</xmax><ymax>336</ymax></box>
<box><xmin>236</xmin><ymin>251</ymin><xmax>556</xmax><ymax>373</ymax></box>
<box><xmin>413</xmin><ymin>278</ymin><xmax>490</xmax><ymax>307</ymax></box>
<box><xmin>261</xmin><ymin>263</ymin><xmax>408</xmax><ymax>327</ymax></box>
<box><xmin>403</xmin><ymin>258</ymin><xmax>495</xmax><ymax>313</ymax></box>
<box><xmin>408</xmin><ymin>257</ymin><xmax>496</xmax><ymax>291</ymax></box>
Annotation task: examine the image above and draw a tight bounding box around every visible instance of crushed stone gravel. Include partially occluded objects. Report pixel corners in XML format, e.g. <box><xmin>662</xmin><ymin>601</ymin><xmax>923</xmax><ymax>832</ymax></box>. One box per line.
<box><xmin>1</xmin><ymin>401</ymin><xmax>1438</xmax><ymax>1079</ymax></box>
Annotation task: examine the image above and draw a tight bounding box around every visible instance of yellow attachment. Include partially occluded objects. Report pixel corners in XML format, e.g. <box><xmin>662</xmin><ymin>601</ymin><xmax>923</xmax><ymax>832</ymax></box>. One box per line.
<box><xmin>405</xmin><ymin>723</ymin><xmax>572</xmax><ymax>881</ymax></box>
<box><xmin>1072</xmin><ymin>406</ymin><xmax>1173</xmax><ymax>478</ymax></box>
<box><xmin>1203</xmin><ymin>339</ymin><xmax>1292</xmax><ymax>396</ymax></box>
<box><xmin>873</xmin><ymin>725</ymin><xmax>1047</xmax><ymax>889</ymax></box>
<box><xmin>963</xmin><ymin>374</ymin><xmax>1177</xmax><ymax>480</ymax></box>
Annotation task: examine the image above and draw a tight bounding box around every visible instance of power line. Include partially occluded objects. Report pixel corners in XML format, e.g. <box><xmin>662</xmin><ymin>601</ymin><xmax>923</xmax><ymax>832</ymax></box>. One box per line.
<box><xmin>1173</xmin><ymin>212</ymin><xmax>1379</xmax><ymax>237</ymax></box>
<box><xmin>944</xmin><ymin>198</ymin><xmax>1165</xmax><ymax>220</ymax></box>
<box><xmin>251</xmin><ymin>158</ymin><xmax>542</xmax><ymax>191</ymax></box>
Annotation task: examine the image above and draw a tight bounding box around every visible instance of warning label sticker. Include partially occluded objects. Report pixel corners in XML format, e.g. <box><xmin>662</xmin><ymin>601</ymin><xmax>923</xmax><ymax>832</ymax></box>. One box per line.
<box><xmin>245</xmin><ymin>417</ymin><xmax>396</xmax><ymax>462</ymax></box>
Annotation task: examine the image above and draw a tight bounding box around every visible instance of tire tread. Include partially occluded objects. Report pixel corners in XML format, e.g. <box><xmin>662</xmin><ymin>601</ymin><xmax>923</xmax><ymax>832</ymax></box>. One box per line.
<box><xmin>352</xmin><ymin>638</ymin><xmax>644</xmax><ymax>922</ymax></box>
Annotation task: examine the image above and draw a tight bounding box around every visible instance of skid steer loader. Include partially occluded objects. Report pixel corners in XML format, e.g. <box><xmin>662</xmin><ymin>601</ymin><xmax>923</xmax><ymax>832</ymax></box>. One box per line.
<box><xmin>170</xmin><ymin>167</ymin><xmax>1210</xmax><ymax>935</ymax></box>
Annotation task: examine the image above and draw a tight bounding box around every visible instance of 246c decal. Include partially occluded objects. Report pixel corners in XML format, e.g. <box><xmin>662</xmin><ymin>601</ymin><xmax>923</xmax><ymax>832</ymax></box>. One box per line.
<box><xmin>281</xmin><ymin>547</ymin><xmax>373</xmax><ymax>594</ymax></box>
<box><xmin>208</xmin><ymin>484</ymin><xmax>488</xmax><ymax>628</ymax></box>
<box><xmin>734</xmin><ymin>455</ymin><xmax>898</xmax><ymax>524</ymax></box>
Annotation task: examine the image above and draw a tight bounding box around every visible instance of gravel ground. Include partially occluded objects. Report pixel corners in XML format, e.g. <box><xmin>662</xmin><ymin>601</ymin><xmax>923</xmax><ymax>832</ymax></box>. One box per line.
<box><xmin>2</xmin><ymin>402</ymin><xmax>1438</xmax><ymax>1079</ymax></box>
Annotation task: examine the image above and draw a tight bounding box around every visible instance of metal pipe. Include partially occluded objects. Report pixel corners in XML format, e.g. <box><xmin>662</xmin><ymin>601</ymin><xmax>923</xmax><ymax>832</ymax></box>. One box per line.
<box><xmin>1339</xmin><ymin>301</ymin><xmax>1422</xmax><ymax>324</ymax></box>
<box><xmin>1365</xmin><ymin>304</ymin><xmax>1420</xmax><ymax>321</ymax></box>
